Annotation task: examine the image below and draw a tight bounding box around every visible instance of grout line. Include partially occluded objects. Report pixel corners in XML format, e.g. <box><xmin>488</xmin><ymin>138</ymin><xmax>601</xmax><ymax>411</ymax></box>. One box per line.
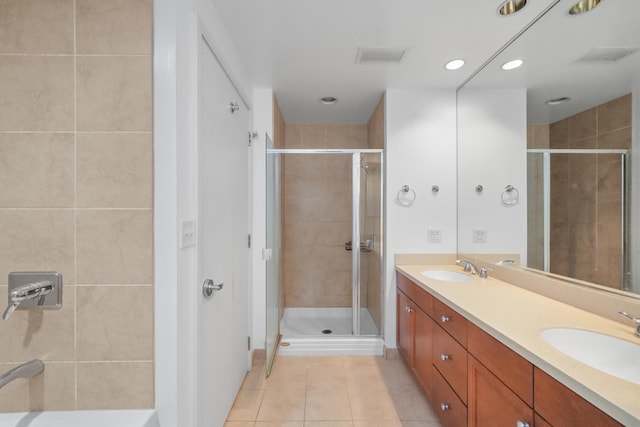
<box><xmin>73</xmin><ymin>0</ymin><xmax>78</xmax><ymax>408</ymax></box>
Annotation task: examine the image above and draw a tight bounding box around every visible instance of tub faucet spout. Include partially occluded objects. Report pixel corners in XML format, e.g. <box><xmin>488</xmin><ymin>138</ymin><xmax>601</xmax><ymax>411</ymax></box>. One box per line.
<box><xmin>0</xmin><ymin>359</ymin><xmax>44</xmax><ymax>390</ymax></box>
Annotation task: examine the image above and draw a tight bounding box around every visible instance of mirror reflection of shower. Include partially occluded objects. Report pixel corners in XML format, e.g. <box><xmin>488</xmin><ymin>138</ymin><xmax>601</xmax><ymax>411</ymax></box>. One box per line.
<box><xmin>527</xmin><ymin>148</ymin><xmax>630</xmax><ymax>291</ymax></box>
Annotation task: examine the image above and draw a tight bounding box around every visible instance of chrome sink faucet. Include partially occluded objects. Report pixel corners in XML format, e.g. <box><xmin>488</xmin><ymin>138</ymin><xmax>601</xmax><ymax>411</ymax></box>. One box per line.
<box><xmin>618</xmin><ymin>312</ymin><xmax>640</xmax><ymax>337</ymax></box>
<box><xmin>456</xmin><ymin>259</ymin><xmax>480</xmax><ymax>275</ymax></box>
<box><xmin>456</xmin><ymin>259</ymin><xmax>491</xmax><ymax>278</ymax></box>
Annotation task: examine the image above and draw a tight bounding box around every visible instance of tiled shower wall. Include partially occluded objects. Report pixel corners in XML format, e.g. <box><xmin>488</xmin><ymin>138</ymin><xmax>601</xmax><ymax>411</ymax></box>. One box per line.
<box><xmin>0</xmin><ymin>0</ymin><xmax>153</xmax><ymax>411</ymax></box>
<box><xmin>528</xmin><ymin>94</ymin><xmax>631</xmax><ymax>289</ymax></box>
<box><xmin>282</xmin><ymin>125</ymin><xmax>367</xmax><ymax>308</ymax></box>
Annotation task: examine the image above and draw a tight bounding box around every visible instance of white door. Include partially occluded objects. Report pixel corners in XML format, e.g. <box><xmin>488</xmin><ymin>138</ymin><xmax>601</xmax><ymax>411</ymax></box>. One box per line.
<box><xmin>197</xmin><ymin>34</ymin><xmax>250</xmax><ymax>427</ymax></box>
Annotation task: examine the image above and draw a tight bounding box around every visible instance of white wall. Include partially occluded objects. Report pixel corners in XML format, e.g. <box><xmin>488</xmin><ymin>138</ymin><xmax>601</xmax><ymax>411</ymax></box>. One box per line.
<box><xmin>384</xmin><ymin>89</ymin><xmax>458</xmax><ymax>348</ymax></box>
<box><xmin>456</xmin><ymin>89</ymin><xmax>528</xmax><ymax>260</ymax></box>
<box><xmin>154</xmin><ymin>0</ymin><xmax>252</xmax><ymax>425</ymax></box>
<box><xmin>250</xmin><ymin>90</ymin><xmax>274</xmax><ymax>349</ymax></box>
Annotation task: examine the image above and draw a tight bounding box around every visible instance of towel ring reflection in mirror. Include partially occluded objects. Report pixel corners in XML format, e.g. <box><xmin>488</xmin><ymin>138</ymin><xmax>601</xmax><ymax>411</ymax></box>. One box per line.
<box><xmin>396</xmin><ymin>185</ymin><xmax>416</xmax><ymax>207</ymax></box>
<box><xmin>501</xmin><ymin>185</ymin><xmax>519</xmax><ymax>206</ymax></box>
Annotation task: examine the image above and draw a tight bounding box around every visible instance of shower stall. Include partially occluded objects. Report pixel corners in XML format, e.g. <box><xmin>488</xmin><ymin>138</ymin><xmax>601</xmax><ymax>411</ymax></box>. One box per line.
<box><xmin>527</xmin><ymin>148</ymin><xmax>630</xmax><ymax>291</ymax></box>
<box><xmin>265</xmin><ymin>140</ymin><xmax>384</xmax><ymax>367</ymax></box>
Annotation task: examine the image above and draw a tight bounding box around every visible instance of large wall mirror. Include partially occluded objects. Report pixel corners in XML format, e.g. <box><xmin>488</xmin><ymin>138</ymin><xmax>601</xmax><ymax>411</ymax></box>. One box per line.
<box><xmin>457</xmin><ymin>0</ymin><xmax>640</xmax><ymax>296</ymax></box>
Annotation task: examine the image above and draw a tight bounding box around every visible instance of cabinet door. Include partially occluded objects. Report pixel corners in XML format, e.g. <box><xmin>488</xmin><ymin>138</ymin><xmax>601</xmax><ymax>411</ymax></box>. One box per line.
<box><xmin>414</xmin><ymin>306</ymin><xmax>434</xmax><ymax>394</ymax></box>
<box><xmin>468</xmin><ymin>356</ymin><xmax>533</xmax><ymax>427</ymax></box>
<box><xmin>534</xmin><ymin>368</ymin><xmax>624</xmax><ymax>427</ymax></box>
<box><xmin>397</xmin><ymin>289</ymin><xmax>414</xmax><ymax>366</ymax></box>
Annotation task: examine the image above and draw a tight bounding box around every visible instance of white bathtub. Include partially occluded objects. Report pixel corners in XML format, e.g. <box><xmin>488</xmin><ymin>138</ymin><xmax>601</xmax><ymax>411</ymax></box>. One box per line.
<box><xmin>0</xmin><ymin>409</ymin><xmax>159</xmax><ymax>427</ymax></box>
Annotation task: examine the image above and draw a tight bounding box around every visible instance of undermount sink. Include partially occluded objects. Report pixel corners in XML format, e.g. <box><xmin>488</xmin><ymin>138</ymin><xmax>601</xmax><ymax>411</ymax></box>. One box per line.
<box><xmin>420</xmin><ymin>270</ymin><xmax>473</xmax><ymax>282</ymax></box>
<box><xmin>540</xmin><ymin>328</ymin><xmax>640</xmax><ymax>385</ymax></box>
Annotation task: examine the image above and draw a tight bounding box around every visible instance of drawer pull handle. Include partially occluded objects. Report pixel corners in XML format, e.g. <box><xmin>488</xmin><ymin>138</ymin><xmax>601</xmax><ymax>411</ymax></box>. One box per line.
<box><xmin>516</xmin><ymin>421</ymin><xmax>530</xmax><ymax>427</ymax></box>
<box><xmin>405</xmin><ymin>306</ymin><xmax>413</xmax><ymax>313</ymax></box>
<box><xmin>440</xmin><ymin>354</ymin><xmax>450</xmax><ymax>361</ymax></box>
<box><xmin>441</xmin><ymin>315</ymin><xmax>450</xmax><ymax>323</ymax></box>
<box><xmin>440</xmin><ymin>403</ymin><xmax>450</xmax><ymax>411</ymax></box>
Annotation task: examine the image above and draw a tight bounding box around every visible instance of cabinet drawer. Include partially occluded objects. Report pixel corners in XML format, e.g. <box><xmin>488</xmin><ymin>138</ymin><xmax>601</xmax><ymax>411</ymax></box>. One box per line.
<box><xmin>467</xmin><ymin>323</ymin><xmax>533</xmax><ymax>406</ymax></box>
<box><xmin>468</xmin><ymin>355</ymin><xmax>533</xmax><ymax>427</ymax></box>
<box><xmin>433</xmin><ymin>298</ymin><xmax>467</xmax><ymax>347</ymax></box>
<box><xmin>433</xmin><ymin>323</ymin><xmax>468</xmax><ymax>403</ymax></box>
<box><xmin>432</xmin><ymin>367</ymin><xmax>467</xmax><ymax>427</ymax></box>
<box><xmin>534</xmin><ymin>368</ymin><xmax>624</xmax><ymax>427</ymax></box>
<box><xmin>396</xmin><ymin>272</ymin><xmax>433</xmax><ymax>316</ymax></box>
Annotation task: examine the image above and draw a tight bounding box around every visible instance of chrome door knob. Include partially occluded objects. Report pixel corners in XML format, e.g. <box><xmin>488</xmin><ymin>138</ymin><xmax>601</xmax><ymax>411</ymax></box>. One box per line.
<box><xmin>202</xmin><ymin>279</ymin><xmax>223</xmax><ymax>297</ymax></box>
<box><xmin>440</xmin><ymin>403</ymin><xmax>450</xmax><ymax>411</ymax></box>
<box><xmin>516</xmin><ymin>421</ymin><xmax>530</xmax><ymax>427</ymax></box>
<box><xmin>441</xmin><ymin>315</ymin><xmax>450</xmax><ymax>323</ymax></box>
<box><xmin>441</xmin><ymin>354</ymin><xmax>450</xmax><ymax>361</ymax></box>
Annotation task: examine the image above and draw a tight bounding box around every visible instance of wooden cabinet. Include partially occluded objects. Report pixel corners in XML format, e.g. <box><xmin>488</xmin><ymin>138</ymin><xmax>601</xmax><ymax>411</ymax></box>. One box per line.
<box><xmin>433</xmin><ymin>322</ymin><xmax>468</xmax><ymax>403</ymax></box>
<box><xmin>414</xmin><ymin>305</ymin><xmax>434</xmax><ymax>393</ymax></box>
<box><xmin>397</xmin><ymin>286</ymin><xmax>435</xmax><ymax>393</ymax></box>
<box><xmin>433</xmin><ymin>297</ymin><xmax>467</xmax><ymax>348</ymax></box>
<box><xmin>395</xmin><ymin>271</ymin><xmax>626</xmax><ymax>427</ymax></box>
<box><xmin>397</xmin><ymin>289</ymin><xmax>414</xmax><ymax>366</ymax></box>
<box><xmin>468</xmin><ymin>356</ymin><xmax>533</xmax><ymax>427</ymax></box>
<box><xmin>467</xmin><ymin>323</ymin><xmax>533</xmax><ymax>406</ymax></box>
<box><xmin>534</xmin><ymin>368</ymin><xmax>624</xmax><ymax>427</ymax></box>
<box><xmin>433</xmin><ymin>367</ymin><xmax>468</xmax><ymax>427</ymax></box>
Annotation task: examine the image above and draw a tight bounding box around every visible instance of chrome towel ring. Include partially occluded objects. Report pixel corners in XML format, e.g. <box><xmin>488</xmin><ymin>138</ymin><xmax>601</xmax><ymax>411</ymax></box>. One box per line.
<box><xmin>501</xmin><ymin>185</ymin><xmax>519</xmax><ymax>206</ymax></box>
<box><xmin>396</xmin><ymin>185</ymin><xmax>416</xmax><ymax>207</ymax></box>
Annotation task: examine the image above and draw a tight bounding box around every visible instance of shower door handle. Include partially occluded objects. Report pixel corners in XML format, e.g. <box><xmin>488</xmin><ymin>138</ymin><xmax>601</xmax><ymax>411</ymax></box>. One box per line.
<box><xmin>202</xmin><ymin>279</ymin><xmax>223</xmax><ymax>297</ymax></box>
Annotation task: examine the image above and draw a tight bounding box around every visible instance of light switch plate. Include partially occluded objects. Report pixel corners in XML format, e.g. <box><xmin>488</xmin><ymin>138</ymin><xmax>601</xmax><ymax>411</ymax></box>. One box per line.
<box><xmin>180</xmin><ymin>219</ymin><xmax>196</xmax><ymax>249</ymax></box>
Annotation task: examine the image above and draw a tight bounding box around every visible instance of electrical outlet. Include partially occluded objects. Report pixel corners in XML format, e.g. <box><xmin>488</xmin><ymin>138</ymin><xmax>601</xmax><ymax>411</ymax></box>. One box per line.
<box><xmin>428</xmin><ymin>228</ymin><xmax>442</xmax><ymax>243</ymax></box>
<box><xmin>472</xmin><ymin>228</ymin><xmax>487</xmax><ymax>243</ymax></box>
<box><xmin>181</xmin><ymin>220</ymin><xmax>196</xmax><ymax>248</ymax></box>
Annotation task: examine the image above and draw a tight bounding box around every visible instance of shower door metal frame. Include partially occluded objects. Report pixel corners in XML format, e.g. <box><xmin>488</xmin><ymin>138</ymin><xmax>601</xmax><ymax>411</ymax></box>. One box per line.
<box><xmin>528</xmin><ymin>148</ymin><xmax>630</xmax><ymax>290</ymax></box>
<box><xmin>269</xmin><ymin>148</ymin><xmax>385</xmax><ymax>336</ymax></box>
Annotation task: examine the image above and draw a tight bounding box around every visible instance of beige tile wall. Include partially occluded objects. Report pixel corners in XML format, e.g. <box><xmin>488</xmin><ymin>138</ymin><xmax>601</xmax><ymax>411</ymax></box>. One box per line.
<box><xmin>543</xmin><ymin>94</ymin><xmax>631</xmax><ymax>289</ymax></box>
<box><xmin>282</xmin><ymin>125</ymin><xmax>367</xmax><ymax>308</ymax></box>
<box><xmin>0</xmin><ymin>0</ymin><xmax>153</xmax><ymax>412</ymax></box>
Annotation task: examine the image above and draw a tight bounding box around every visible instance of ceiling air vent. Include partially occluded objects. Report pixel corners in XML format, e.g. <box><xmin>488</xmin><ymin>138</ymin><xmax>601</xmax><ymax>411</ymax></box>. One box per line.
<box><xmin>356</xmin><ymin>47</ymin><xmax>408</xmax><ymax>64</ymax></box>
<box><xmin>575</xmin><ymin>47</ymin><xmax>639</xmax><ymax>63</ymax></box>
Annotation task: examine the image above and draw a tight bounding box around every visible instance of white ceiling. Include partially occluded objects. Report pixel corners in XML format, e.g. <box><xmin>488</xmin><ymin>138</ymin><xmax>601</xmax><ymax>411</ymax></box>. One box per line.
<box><xmin>211</xmin><ymin>0</ymin><xmax>640</xmax><ymax>125</ymax></box>
<box><xmin>210</xmin><ymin>0</ymin><xmax>560</xmax><ymax>124</ymax></box>
<box><xmin>463</xmin><ymin>0</ymin><xmax>640</xmax><ymax>124</ymax></box>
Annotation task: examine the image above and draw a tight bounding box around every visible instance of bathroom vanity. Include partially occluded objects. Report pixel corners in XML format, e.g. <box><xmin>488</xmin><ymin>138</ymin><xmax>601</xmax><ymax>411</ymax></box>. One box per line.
<box><xmin>395</xmin><ymin>264</ymin><xmax>640</xmax><ymax>427</ymax></box>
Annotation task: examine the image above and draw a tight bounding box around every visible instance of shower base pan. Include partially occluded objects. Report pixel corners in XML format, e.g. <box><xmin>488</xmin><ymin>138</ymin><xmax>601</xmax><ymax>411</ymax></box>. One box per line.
<box><xmin>279</xmin><ymin>307</ymin><xmax>384</xmax><ymax>356</ymax></box>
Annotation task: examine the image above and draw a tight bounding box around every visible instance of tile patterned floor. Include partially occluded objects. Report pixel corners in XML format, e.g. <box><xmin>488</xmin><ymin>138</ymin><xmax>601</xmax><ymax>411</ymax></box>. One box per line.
<box><xmin>225</xmin><ymin>355</ymin><xmax>443</xmax><ymax>427</ymax></box>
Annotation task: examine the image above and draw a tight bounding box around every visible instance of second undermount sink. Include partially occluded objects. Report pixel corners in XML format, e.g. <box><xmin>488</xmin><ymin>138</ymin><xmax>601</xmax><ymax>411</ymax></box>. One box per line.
<box><xmin>540</xmin><ymin>328</ymin><xmax>640</xmax><ymax>385</ymax></box>
<box><xmin>420</xmin><ymin>270</ymin><xmax>473</xmax><ymax>282</ymax></box>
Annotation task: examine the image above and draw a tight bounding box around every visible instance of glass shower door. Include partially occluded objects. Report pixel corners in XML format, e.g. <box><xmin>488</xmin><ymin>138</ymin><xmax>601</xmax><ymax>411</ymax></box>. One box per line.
<box><xmin>355</xmin><ymin>152</ymin><xmax>383</xmax><ymax>336</ymax></box>
<box><xmin>265</xmin><ymin>135</ymin><xmax>281</xmax><ymax>376</ymax></box>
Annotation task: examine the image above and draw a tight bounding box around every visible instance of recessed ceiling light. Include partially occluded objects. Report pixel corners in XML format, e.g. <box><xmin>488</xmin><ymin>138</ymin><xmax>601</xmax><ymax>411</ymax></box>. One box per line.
<box><xmin>569</xmin><ymin>0</ymin><xmax>601</xmax><ymax>15</ymax></box>
<box><xmin>320</xmin><ymin>97</ymin><xmax>338</xmax><ymax>105</ymax></box>
<box><xmin>501</xmin><ymin>59</ymin><xmax>524</xmax><ymax>70</ymax></box>
<box><xmin>445</xmin><ymin>59</ymin><xmax>465</xmax><ymax>70</ymax></box>
<box><xmin>546</xmin><ymin>97</ymin><xmax>571</xmax><ymax>106</ymax></box>
<box><xmin>498</xmin><ymin>0</ymin><xmax>527</xmax><ymax>16</ymax></box>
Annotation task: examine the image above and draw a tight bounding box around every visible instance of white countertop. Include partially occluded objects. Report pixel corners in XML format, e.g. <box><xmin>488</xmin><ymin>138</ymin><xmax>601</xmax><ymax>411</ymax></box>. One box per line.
<box><xmin>396</xmin><ymin>264</ymin><xmax>640</xmax><ymax>426</ymax></box>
